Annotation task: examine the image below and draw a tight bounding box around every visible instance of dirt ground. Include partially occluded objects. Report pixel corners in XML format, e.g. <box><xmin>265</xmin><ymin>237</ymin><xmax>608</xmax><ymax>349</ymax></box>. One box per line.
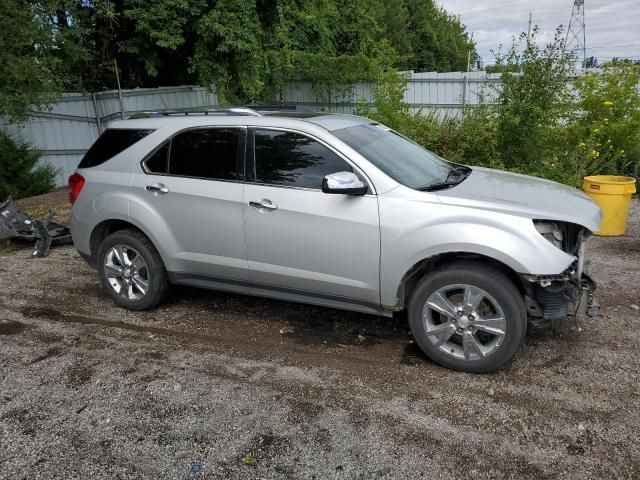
<box><xmin>0</xmin><ymin>197</ymin><xmax>639</xmax><ymax>479</ymax></box>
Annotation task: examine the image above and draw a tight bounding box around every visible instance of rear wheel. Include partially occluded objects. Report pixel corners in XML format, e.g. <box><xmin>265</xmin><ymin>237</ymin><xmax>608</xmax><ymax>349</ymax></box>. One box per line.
<box><xmin>408</xmin><ymin>262</ymin><xmax>526</xmax><ymax>373</ymax></box>
<box><xmin>97</xmin><ymin>229</ymin><xmax>168</xmax><ymax>310</ymax></box>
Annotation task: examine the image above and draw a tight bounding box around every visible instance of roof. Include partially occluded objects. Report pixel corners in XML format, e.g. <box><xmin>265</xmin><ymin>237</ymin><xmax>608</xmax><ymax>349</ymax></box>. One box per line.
<box><xmin>301</xmin><ymin>114</ymin><xmax>376</xmax><ymax>131</ymax></box>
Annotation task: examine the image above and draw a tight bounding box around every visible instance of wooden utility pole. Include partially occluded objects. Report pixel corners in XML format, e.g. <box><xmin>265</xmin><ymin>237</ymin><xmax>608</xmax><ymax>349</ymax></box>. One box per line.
<box><xmin>114</xmin><ymin>59</ymin><xmax>126</xmax><ymax>120</ymax></box>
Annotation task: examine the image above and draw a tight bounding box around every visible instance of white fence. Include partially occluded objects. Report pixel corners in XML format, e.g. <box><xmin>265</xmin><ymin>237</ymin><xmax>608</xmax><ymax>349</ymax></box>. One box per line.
<box><xmin>2</xmin><ymin>72</ymin><xmax>503</xmax><ymax>186</ymax></box>
<box><xmin>0</xmin><ymin>86</ymin><xmax>218</xmax><ymax>185</ymax></box>
<box><xmin>282</xmin><ymin>71</ymin><xmax>502</xmax><ymax>117</ymax></box>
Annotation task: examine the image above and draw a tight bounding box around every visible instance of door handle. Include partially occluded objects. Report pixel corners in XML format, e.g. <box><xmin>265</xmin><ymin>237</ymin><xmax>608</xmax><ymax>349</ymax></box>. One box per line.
<box><xmin>249</xmin><ymin>199</ymin><xmax>278</xmax><ymax>211</ymax></box>
<box><xmin>146</xmin><ymin>183</ymin><xmax>169</xmax><ymax>195</ymax></box>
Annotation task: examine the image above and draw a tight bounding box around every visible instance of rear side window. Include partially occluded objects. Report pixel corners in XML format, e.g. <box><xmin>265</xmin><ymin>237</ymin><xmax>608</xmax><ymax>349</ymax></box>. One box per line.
<box><xmin>254</xmin><ymin>129</ymin><xmax>352</xmax><ymax>189</ymax></box>
<box><xmin>145</xmin><ymin>141</ymin><xmax>170</xmax><ymax>174</ymax></box>
<box><xmin>167</xmin><ymin>128</ymin><xmax>241</xmax><ymax>180</ymax></box>
<box><xmin>79</xmin><ymin>129</ymin><xmax>153</xmax><ymax>168</ymax></box>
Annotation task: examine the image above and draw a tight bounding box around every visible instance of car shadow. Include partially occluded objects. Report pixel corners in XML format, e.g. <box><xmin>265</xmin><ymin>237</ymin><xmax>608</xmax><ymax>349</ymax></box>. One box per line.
<box><xmin>165</xmin><ymin>285</ymin><xmax>411</xmax><ymax>349</ymax></box>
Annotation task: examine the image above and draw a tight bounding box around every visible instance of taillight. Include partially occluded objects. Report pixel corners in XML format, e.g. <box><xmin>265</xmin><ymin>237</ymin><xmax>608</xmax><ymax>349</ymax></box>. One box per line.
<box><xmin>68</xmin><ymin>172</ymin><xmax>85</xmax><ymax>205</ymax></box>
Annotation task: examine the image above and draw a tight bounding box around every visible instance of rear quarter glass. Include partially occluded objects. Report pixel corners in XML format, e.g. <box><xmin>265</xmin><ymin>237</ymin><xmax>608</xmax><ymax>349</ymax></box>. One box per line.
<box><xmin>78</xmin><ymin>129</ymin><xmax>154</xmax><ymax>168</ymax></box>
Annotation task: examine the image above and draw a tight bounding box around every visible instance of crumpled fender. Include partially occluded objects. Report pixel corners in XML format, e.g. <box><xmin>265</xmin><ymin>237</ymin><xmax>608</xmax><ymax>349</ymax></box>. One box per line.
<box><xmin>378</xmin><ymin>197</ymin><xmax>576</xmax><ymax>307</ymax></box>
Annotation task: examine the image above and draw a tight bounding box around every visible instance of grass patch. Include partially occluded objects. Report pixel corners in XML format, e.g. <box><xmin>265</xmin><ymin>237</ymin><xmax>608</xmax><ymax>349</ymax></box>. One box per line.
<box><xmin>240</xmin><ymin>453</ymin><xmax>257</xmax><ymax>466</ymax></box>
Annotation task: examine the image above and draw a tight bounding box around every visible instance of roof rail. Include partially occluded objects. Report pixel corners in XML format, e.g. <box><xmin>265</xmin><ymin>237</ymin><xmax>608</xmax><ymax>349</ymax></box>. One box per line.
<box><xmin>127</xmin><ymin>107</ymin><xmax>262</xmax><ymax>119</ymax></box>
<box><xmin>242</xmin><ymin>104</ymin><xmax>314</xmax><ymax>113</ymax></box>
<box><xmin>224</xmin><ymin>107</ymin><xmax>263</xmax><ymax>116</ymax></box>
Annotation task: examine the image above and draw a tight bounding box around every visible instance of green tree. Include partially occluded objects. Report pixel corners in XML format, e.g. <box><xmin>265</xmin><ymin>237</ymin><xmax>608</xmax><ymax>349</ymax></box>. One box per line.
<box><xmin>405</xmin><ymin>0</ymin><xmax>475</xmax><ymax>72</ymax></box>
<box><xmin>2</xmin><ymin>0</ymin><xmax>479</xmax><ymax>106</ymax></box>
<box><xmin>375</xmin><ymin>0</ymin><xmax>412</xmax><ymax>66</ymax></box>
<box><xmin>0</xmin><ymin>0</ymin><xmax>67</xmax><ymax>121</ymax></box>
<box><xmin>121</xmin><ymin>0</ymin><xmax>204</xmax><ymax>82</ymax></box>
<box><xmin>193</xmin><ymin>0</ymin><xmax>265</xmax><ymax>102</ymax></box>
<box><xmin>0</xmin><ymin>132</ymin><xmax>56</xmax><ymax>200</ymax></box>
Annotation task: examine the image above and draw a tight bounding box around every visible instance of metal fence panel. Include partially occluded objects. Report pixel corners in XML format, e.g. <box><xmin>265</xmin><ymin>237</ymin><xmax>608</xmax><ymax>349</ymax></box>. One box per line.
<box><xmin>280</xmin><ymin>71</ymin><xmax>504</xmax><ymax>118</ymax></box>
<box><xmin>2</xmin><ymin>74</ymin><xmax>511</xmax><ymax>186</ymax></box>
<box><xmin>0</xmin><ymin>86</ymin><xmax>218</xmax><ymax>185</ymax></box>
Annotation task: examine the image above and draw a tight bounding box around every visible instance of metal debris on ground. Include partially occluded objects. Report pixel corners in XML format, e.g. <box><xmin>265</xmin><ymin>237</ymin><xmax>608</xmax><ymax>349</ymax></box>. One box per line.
<box><xmin>0</xmin><ymin>197</ymin><xmax>71</xmax><ymax>258</ymax></box>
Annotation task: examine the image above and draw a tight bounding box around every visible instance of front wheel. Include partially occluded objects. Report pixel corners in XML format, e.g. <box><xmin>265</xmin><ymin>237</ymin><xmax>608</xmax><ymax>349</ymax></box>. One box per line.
<box><xmin>408</xmin><ymin>262</ymin><xmax>526</xmax><ymax>373</ymax></box>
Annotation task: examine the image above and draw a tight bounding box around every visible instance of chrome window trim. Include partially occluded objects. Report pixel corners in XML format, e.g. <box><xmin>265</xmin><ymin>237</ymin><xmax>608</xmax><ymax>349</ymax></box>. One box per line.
<box><xmin>250</xmin><ymin>126</ymin><xmax>377</xmax><ymax>196</ymax></box>
<box><xmin>138</xmin><ymin>124</ymin><xmax>377</xmax><ymax>196</ymax></box>
<box><xmin>242</xmin><ymin>180</ymin><xmax>376</xmax><ymax>198</ymax></box>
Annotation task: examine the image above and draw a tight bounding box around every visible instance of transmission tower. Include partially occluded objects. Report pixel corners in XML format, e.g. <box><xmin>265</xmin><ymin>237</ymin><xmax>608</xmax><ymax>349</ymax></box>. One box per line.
<box><xmin>564</xmin><ymin>0</ymin><xmax>587</xmax><ymax>71</ymax></box>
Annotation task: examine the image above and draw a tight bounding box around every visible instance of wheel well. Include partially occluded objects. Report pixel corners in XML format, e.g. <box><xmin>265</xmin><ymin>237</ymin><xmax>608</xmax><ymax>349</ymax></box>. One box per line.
<box><xmin>396</xmin><ymin>252</ymin><xmax>525</xmax><ymax>310</ymax></box>
<box><xmin>90</xmin><ymin>219</ymin><xmax>143</xmax><ymax>259</ymax></box>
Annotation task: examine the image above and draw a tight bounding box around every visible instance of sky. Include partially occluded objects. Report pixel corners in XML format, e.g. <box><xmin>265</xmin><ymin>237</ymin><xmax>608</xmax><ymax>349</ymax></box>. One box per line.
<box><xmin>438</xmin><ymin>0</ymin><xmax>640</xmax><ymax>65</ymax></box>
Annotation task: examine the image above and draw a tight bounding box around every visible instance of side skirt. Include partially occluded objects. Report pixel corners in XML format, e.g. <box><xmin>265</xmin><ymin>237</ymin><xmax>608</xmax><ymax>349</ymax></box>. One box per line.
<box><xmin>168</xmin><ymin>272</ymin><xmax>391</xmax><ymax>317</ymax></box>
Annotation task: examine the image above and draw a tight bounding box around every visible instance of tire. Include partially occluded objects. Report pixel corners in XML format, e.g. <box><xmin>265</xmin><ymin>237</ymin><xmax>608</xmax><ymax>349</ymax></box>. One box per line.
<box><xmin>97</xmin><ymin>228</ymin><xmax>168</xmax><ymax>311</ymax></box>
<box><xmin>408</xmin><ymin>261</ymin><xmax>526</xmax><ymax>373</ymax></box>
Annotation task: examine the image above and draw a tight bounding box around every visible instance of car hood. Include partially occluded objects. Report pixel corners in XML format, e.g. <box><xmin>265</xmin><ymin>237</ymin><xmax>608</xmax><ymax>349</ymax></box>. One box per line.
<box><xmin>435</xmin><ymin>167</ymin><xmax>603</xmax><ymax>232</ymax></box>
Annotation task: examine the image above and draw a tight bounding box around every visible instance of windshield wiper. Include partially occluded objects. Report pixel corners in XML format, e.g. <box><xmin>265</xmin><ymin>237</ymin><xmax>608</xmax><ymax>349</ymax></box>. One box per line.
<box><xmin>415</xmin><ymin>166</ymin><xmax>471</xmax><ymax>192</ymax></box>
<box><xmin>416</xmin><ymin>180</ymin><xmax>465</xmax><ymax>191</ymax></box>
<box><xmin>446</xmin><ymin>165</ymin><xmax>471</xmax><ymax>181</ymax></box>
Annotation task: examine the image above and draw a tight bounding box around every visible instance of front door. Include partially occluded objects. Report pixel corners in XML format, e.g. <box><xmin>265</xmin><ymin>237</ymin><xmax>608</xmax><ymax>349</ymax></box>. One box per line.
<box><xmin>130</xmin><ymin>127</ymin><xmax>249</xmax><ymax>285</ymax></box>
<box><xmin>243</xmin><ymin>128</ymin><xmax>380</xmax><ymax>306</ymax></box>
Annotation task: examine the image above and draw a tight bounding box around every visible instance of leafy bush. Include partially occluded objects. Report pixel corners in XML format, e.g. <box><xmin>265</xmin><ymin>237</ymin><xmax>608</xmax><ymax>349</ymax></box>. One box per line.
<box><xmin>355</xmin><ymin>30</ymin><xmax>640</xmax><ymax>188</ymax></box>
<box><xmin>571</xmin><ymin>62</ymin><xmax>640</xmax><ymax>178</ymax></box>
<box><xmin>0</xmin><ymin>131</ymin><xmax>56</xmax><ymax>200</ymax></box>
<box><xmin>489</xmin><ymin>28</ymin><xmax>571</xmax><ymax>172</ymax></box>
<box><xmin>355</xmin><ymin>69</ymin><xmax>409</xmax><ymax>129</ymax></box>
<box><xmin>404</xmin><ymin>110</ymin><xmax>503</xmax><ymax>169</ymax></box>
<box><xmin>355</xmin><ymin>70</ymin><xmax>502</xmax><ymax>170</ymax></box>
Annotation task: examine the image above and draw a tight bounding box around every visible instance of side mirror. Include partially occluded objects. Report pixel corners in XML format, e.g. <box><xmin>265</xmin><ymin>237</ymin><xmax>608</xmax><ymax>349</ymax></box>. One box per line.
<box><xmin>322</xmin><ymin>171</ymin><xmax>368</xmax><ymax>196</ymax></box>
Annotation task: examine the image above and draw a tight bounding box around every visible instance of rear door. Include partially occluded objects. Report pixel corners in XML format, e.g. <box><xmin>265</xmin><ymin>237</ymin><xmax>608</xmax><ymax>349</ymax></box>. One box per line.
<box><xmin>130</xmin><ymin>127</ymin><xmax>249</xmax><ymax>285</ymax></box>
<box><xmin>243</xmin><ymin>128</ymin><xmax>381</xmax><ymax>306</ymax></box>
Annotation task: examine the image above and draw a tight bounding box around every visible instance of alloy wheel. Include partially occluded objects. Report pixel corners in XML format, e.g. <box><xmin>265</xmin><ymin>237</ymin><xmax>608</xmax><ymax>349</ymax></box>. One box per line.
<box><xmin>104</xmin><ymin>244</ymin><xmax>150</xmax><ymax>301</ymax></box>
<box><xmin>422</xmin><ymin>283</ymin><xmax>507</xmax><ymax>361</ymax></box>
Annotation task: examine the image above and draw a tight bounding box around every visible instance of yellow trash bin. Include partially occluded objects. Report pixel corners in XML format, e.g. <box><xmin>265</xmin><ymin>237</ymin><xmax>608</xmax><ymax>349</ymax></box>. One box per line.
<box><xmin>582</xmin><ymin>175</ymin><xmax>637</xmax><ymax>236</ymax></box>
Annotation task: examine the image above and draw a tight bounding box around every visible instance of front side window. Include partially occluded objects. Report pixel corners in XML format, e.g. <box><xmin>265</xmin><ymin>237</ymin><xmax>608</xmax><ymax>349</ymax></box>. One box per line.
<box><xmin>167</xmin><ymin>128</ymin><xmax>241</xmax><ymax>180</ymax></box>
<box><xmin>254</xmin><ymin>129</ymin><xmax>352</xmax><ymax>189</ymax></box>
<box><xmin>80</xmin><ymin>129</ymin><xmax>154</xmax><ymax>168</ymax></box>
<box><xmin>333</xmin><ymin>123</ymin><xmax>453</xmax><ymax>189</ymax></box>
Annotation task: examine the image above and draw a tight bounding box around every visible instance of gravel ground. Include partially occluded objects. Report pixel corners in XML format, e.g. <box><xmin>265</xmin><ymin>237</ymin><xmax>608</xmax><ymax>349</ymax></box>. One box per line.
<box><xmin>13</xmin><ymin>188</ymin><xmax>71</xmax><ymax>225</ymax></box>
<box><xmin>0</xmin><ymin>200</ymin><xmax>639</xmax><ymax>479</ymax></box>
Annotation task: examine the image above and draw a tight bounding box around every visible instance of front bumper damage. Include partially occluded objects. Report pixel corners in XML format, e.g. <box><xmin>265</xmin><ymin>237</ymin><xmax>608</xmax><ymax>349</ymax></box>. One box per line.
<box><xmin>522</xmin><ymin>241</ymin><xmax>600</xmax><ymax>327</ymax></box>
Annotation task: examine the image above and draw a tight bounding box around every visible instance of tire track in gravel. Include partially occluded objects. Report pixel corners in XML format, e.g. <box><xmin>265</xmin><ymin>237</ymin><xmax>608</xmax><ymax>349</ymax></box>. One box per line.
<box><xmin>4</xmin><ymin>298</ymin><xmax>637</xmax><ymax>479</ymax></box>
<box><xmin>0</xmin><ymin>309</ymin><xmax>570</xmax><ymax>478</ymax></box>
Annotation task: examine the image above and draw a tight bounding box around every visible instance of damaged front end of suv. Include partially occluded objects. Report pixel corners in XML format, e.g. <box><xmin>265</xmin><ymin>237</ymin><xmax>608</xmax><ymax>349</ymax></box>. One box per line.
<box><xmin>524</xmin><ymin>221</ymin><xmax>600</xmax><ymax>327</ymax></box>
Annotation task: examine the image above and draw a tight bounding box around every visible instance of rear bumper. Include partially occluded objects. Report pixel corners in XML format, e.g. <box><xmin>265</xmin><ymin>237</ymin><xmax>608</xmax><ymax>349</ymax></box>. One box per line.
<box><xmin>70</xmin><ymin>209</ymin><xmax>94</xmax><ymax>267</ymax></box>
<box><xmin>78</xmin><ymin>250</ymin><xmax>96</xmax><ymax>268</ymax></box>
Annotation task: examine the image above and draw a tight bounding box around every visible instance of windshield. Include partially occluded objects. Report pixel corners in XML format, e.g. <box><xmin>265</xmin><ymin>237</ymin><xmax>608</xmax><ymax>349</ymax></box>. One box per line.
<box><xmin>332</xmin><ymin>123</ymin><xmax>454</xmax><ymax>189</ymax></box>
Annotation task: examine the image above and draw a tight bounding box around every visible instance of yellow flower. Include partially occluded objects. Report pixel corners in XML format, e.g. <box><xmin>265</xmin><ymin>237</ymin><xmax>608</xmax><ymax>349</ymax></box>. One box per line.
<box><xmin>603</xmin><ymin>101</ymin><xmax>614</xmax><ymax>107</ymax></box>
<box><xmin>579</xmin><ymin>142</ymin><xmax>586</xmax><ymax>148</ymax></box>
<box><xmin>593</xmin><ymin>128</ymin><xmax>600</xmax><ymax>133</ymax></box>
<box><xmin>603</xmin><ymin>118</ymin><xmax>609</xmax><ymax>123</ymax></box>
<box><xmin>620</xmin><ymin>149</ymin><xmax>625</xmax><ymax>154</ymax></box>
<box><xmin>591</xmin><ymin>150</ymin><xmax>598</xmax><ymax>158</ymax></box>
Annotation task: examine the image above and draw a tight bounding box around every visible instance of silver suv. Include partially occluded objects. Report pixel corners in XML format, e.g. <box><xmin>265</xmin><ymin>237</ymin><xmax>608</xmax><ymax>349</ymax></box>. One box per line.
<box><xmin>69</xmin><ymin>108</ymin><xmax>602</xmax><ymax>372</ymax></box>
